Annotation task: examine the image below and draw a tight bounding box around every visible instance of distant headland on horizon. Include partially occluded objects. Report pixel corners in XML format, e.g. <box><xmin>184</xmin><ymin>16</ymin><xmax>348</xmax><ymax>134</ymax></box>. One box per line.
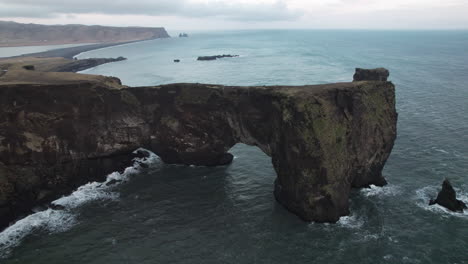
<box><xmin>0</xmin><ymin>21</ymin><xmax>170</xmax><ymax>47</ymax></box>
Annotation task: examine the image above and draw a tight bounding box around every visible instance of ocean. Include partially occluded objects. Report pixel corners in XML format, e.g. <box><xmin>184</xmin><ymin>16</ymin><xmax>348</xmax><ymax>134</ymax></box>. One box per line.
<box><xmin>1</xmin><ymin>30</ymin><xmax>467</xmax><ymax>263</ymax></box>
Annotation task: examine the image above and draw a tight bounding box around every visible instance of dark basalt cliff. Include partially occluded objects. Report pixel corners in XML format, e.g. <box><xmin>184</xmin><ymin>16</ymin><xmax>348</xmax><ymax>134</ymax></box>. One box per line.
<box><xmin>0</xmin><ymin>69</ymin><xmax>397</xmax><ymax>228</ymax></box>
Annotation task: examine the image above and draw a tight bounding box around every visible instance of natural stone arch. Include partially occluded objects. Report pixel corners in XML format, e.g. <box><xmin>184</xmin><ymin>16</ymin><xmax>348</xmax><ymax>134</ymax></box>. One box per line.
<box><xmin>0</xmin><ymin>69</ymin><xmax>396</xmax><ymax>227</ymax></box>
<box><xmin>130</xmin><ymin>79</ymin><xmax>396</xmax><ymax>222</ymax></box>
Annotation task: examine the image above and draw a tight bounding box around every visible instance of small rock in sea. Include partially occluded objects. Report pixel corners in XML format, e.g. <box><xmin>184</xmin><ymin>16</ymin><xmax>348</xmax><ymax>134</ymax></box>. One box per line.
<box><xmin>174</xmin><ymin>59</ymin><xmax>180</xmax><ymax>63</ymax></box>
<box><xmin>197</xmin><ymin>54</ymin><xmax>239</xmax><ymax>61</ymax></box>
<box><xmin>429</xmin><ymin>179</ymin><xmax>467</xmax><ymax>212</ymax></box>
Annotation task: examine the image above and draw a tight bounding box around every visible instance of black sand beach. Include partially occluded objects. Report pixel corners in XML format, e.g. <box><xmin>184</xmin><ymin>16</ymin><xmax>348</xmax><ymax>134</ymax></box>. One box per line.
<box><xmin>14</xmin><ymin>42</ymin><xmax>134</xmax><ymax>59</ymax></box>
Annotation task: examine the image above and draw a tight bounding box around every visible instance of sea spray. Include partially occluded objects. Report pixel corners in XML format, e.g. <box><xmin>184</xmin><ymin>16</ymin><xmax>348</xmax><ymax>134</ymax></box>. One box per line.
<box><xmin>360</xmin><ymin>184</ymin><xmax>401</xmax><ymax>197</ymax></box>
<box><xmin>0</xmin><ymin>148</ymin><xmax>160</xmax><ymax>258</ymax></box>
<box><xmin>0</xmin><ymin>209</ymin><xmax>76</xmax><ymax>257</ymax></box>
<box><xmin>337</xmin><ymin>214</ymin><xmax>365</xmax><ymax>229</ymax></box>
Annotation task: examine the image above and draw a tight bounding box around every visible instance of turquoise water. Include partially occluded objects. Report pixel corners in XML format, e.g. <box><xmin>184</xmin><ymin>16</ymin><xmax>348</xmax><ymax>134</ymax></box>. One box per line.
<box><xmin>1</xmin><ymin>30</ymin><xmax>468</xmax><ymax>263</ymax></box>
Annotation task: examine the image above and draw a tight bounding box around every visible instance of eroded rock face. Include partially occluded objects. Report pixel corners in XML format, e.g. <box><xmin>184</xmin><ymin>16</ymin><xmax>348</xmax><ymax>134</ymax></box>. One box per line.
<box><xmin>353</xmin><ymin>68</ymin><xmax>389</xmax><ymax>82</ymax></box>
<box><xmin>0</xmin><ymin>69</ymin><xmax>397</xmax><ymax>228</ymax></box>
<box><xmin>429</xmin><ymin>179</ymin><xmax>467</xmax><ymax>212</ymax></box>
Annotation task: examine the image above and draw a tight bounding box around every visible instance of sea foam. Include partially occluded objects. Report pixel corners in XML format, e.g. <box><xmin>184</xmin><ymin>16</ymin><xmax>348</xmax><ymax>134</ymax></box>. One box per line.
<box><xmin>414</xmin><ymin>185</ymin><xmax>468</xmax><ymax>219</ymax></box>
<box><xmin>0</xmin><ymin>148</ymin><xmax>160</xmax><ymax>258</ymax></box>
<box><xmin>360</xmin><ymin>184</ymin><xmax>401</xmax><ymax>197</ymax></box>
<box><xmin>337</xmin><ymin>214</ymin><xmax>365</xmax><ymax>229</ymax></box>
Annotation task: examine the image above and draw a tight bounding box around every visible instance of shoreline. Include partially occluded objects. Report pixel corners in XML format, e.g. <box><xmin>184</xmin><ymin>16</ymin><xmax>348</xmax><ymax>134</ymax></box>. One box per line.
<box><xmin>0</xmin><ymin>41</ymin><xmax>97</xmax><ymax>48</ymax></box>
<box><xmin>0</xmin><ymin>38</ymin><xmax>167</xmax><ymax>74</ymax></box>
<box><xmin>3</xmin><ymin>37</ymin><xmax>166</xmax><ymax>60</ymax></box>
<box><xmin>13</xmin><ymin>41</ymin><xmax>135</xmax><ymax>59</ymax></box>
<box><xmin>0</xmin><ymin>40</ymin><xmax>121</xmax><ymax>48</ymax></box>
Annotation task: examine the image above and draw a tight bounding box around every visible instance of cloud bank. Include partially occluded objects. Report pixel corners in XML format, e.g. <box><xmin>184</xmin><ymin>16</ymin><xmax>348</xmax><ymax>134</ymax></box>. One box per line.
<box><xmin>0</xmin><ymin>0</ymin><xmax>302</xmax><ymax>21</ymax></box>
<box><xmin>0</xmin><ymin>0</ymin><xmax>467</xmax><ymax>29</ymax></box>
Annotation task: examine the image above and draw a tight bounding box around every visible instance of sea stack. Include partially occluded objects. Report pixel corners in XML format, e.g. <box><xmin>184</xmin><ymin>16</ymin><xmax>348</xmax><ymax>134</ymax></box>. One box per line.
<box><xmin>429</xmin><ymin>179</ymin><xmax>467</xmax><ymax>212</ymax></box>
<box><xmin>353</xmin><ymin>68</ymin><xmax>389</xmax><ymax>82</ymax></box>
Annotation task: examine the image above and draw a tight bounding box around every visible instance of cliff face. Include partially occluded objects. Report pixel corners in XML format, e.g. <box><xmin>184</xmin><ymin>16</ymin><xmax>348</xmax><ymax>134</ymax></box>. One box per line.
<box><xmin>0</xmin><ymin>69</ymin><xmax>397</xmax><ymax>228</ymax></box>
<box><xmin>0</xmin><ymin>21</ymin><xmax>170</xmax><ymax>47</ymax></box>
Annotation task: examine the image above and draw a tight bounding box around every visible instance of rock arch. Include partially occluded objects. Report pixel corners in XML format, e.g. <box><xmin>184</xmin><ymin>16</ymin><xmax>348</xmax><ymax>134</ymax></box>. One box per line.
<box><xmin>0</xmin><ymin>69</ymin><xmax>397</xmax><ymax>227</ymax></box>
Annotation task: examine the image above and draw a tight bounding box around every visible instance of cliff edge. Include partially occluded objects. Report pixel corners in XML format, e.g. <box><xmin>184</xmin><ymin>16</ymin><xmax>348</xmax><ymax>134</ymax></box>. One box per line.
<box><xmin>0</xmin><ymin>68</ymin><xmax>397</xmax><ymax>228</ymax></box>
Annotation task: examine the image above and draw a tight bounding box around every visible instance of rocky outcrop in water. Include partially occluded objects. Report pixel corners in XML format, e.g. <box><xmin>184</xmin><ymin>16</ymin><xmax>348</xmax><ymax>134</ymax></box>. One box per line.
<box><xmin>197</xmin><ymin>55</ymin><xmax>239</xmax><ymax>61</ymax></box>
<box><xmin>429</xmin><ymin>179</ymin><xmax>466</xmax><ymax>212</ymax></box>
<box><xmin>0</xmin><ymin>68</ymin><xmax>397</xmax><ymax>229</ymax></box>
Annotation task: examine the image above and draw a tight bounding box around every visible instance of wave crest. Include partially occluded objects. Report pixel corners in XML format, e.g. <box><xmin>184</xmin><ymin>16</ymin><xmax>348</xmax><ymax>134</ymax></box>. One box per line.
<box><xmin>0</xmin><ymin>148</ymin><xmax>160</xmax><ymax>259</ymax></box>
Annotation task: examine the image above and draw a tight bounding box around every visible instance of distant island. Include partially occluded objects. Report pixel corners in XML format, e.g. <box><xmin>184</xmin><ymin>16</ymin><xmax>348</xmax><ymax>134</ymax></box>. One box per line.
<box><xmin>0</xmin><ymin>21</ymin><xmax>170</xmax><ymax>47</ymax></box>
<box><xmin>179</xmin><ymin>33</ymin><xmax>189</xmax><ymax>37</ymax></box>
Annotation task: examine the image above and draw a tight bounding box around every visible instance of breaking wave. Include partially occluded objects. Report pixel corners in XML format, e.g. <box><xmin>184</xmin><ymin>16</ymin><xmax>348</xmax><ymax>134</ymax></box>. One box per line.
<box><xmin>360</xmin><ymin>184</ymin><xmax>401</xmax><ymax>197</ymax></box>
<box><xmin>337</xmin><ymin>214</ymin><xmax>365</xmax><ymax>229</ymax></box>
<box><xmin>0</xmin><ymin>148</ymin><xmax>160</xmax><ymax>258</ymax></box>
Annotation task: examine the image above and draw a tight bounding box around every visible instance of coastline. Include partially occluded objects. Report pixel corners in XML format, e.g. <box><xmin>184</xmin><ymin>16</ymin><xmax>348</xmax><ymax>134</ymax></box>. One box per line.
<box><xmin>1</xmin><ymin>35</ymin><xmax>170</xmax><ymax>60</ymax></box>
<box><xmin>0</xmin><ymin>40</ymin><xmax>99</xmax><ymax>48</ymax></box>
<box><xmin>11</xmin><ymin>41</ymin><xmax>137</xmax><ymax>59</ymax></box>
<box><xmin>0</xmin><ymin>38</ymin><xmax>167</xmax><ymax>75</ymax></box>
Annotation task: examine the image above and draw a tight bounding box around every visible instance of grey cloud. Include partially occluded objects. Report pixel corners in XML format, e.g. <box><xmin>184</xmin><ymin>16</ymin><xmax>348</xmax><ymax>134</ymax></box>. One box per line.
<box><xmin>0</xmin><ymin>0</ymin><xmax>302</xmax><ymax>21</ymax></box>
<box><xmin>0</xmin><ymin>4</ymin><xmax>57</xmax><ymax>18</ymax></box>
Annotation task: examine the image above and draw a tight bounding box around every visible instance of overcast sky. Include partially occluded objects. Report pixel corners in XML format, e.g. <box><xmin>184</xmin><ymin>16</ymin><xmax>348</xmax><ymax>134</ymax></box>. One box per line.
<box><xmin>1</xmin><ymin>0</ymin><xmax>467</xmax><ymax>30</ymax></box>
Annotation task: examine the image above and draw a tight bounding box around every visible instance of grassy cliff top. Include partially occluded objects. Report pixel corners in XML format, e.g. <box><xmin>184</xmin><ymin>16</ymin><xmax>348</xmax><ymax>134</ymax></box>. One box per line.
<box><xmin>0</xmin><ymin>57</ymin><xmax>124</xmax><ymax>89</ymax></box>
